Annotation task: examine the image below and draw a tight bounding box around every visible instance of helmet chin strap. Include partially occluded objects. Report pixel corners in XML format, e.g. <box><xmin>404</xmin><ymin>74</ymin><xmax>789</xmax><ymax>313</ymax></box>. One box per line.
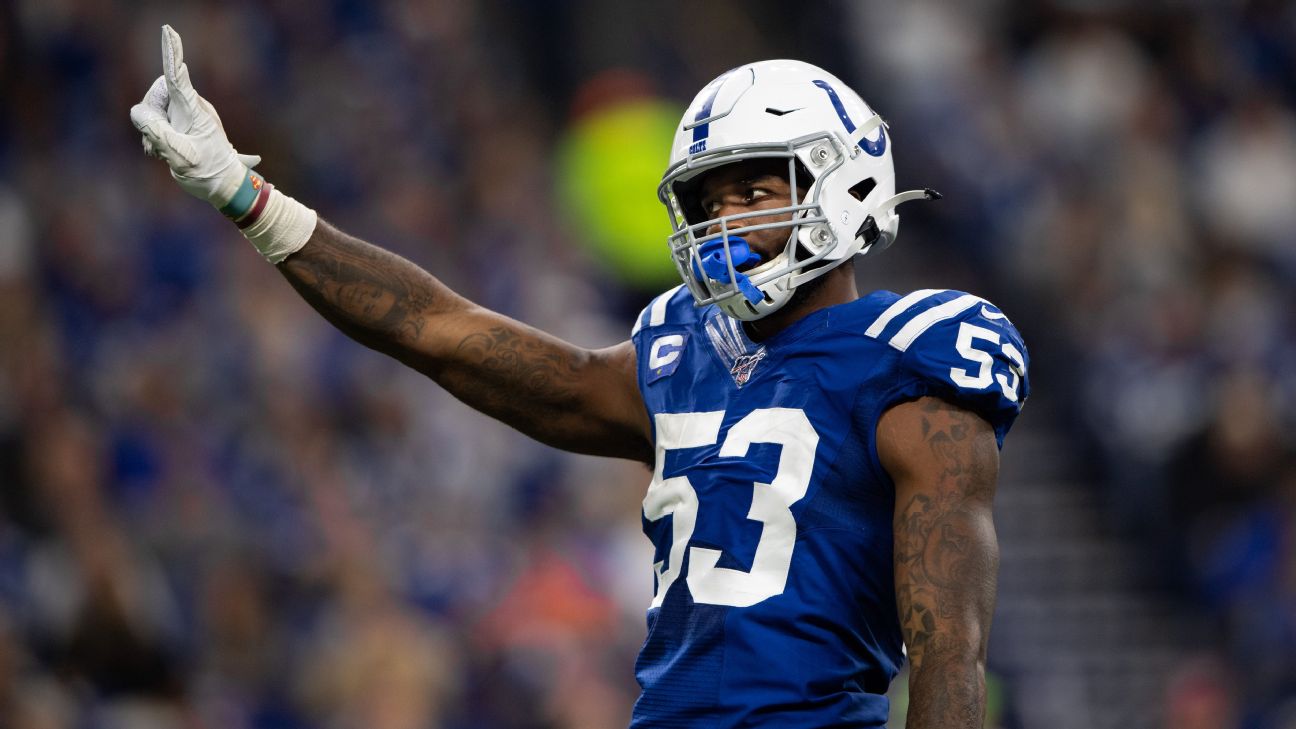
<box><xmin>879</xmin><ymin>187</ymin><xmax>942</xmax><ymax>210</ymax></box>
<box><xmin>854</xmin><ymin>188</ymin><xmax>942</xmax><ymax>245</ymax></box>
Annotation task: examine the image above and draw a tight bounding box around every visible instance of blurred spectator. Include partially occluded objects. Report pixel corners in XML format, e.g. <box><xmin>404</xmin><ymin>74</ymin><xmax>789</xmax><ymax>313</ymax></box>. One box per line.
<box><xmin>1164</xmin><ymin>656</ymin><xmax>1241</xmax><ymax>729</ymax></box>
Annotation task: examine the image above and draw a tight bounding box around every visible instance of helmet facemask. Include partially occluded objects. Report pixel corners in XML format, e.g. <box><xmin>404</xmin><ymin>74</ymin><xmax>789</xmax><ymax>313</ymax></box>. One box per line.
<box><xmin>659</xmin><ymin>132</ymin><xmax>865</xmax><ymax>322</ymax></box>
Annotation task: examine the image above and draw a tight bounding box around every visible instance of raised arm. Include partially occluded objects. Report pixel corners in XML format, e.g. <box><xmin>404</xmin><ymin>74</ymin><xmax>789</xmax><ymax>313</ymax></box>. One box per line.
<box><xmin>278</xmin><ymin>221</ymin><xmax>651</xmax><ymax>461</ymax></box>
<box><xmin>129</xmin><ymin>25</ymin><xmax>651</xmax><ymax>463</ymax></box>
<box><xmin>877</xmin><ymin>396</ymin><xmax>1000</xmax><ymax>729</ymax></box>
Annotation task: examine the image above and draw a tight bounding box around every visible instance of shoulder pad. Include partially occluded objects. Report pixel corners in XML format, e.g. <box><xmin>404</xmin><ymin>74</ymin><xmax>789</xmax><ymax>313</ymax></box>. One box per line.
<box><xmin>862</xmin><ymin>289</ymin><xmax>993</xmax><ymax>351</ymax></box>
<box><xmin>631</xmin><ymin>284</ymin><xmax>690</xmax><ymax>338</ymax></box>
<box><xmin>868</xmin><ymin>289</ymin><xmax>1030</xmax><ymax>443</ymax></box>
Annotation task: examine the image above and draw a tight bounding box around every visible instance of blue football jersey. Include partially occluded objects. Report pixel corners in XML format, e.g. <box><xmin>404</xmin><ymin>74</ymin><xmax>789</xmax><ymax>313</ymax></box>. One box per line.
<box><xmin>628</xmin><ymin>286</ymin><xmax>1029</xmax><ymax>728</ymax></box>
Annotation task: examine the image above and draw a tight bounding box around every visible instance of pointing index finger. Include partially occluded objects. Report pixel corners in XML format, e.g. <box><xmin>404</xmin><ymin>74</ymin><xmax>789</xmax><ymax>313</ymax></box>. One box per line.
<box><xmin>161</xmin><ymin>24</ymin><xmax>184</xmax><ymax>80</ymax></box>
<box><xmin>160</xmin><ymin>25</ymin><xmax>199</xmax><ymax>116</ymax></box>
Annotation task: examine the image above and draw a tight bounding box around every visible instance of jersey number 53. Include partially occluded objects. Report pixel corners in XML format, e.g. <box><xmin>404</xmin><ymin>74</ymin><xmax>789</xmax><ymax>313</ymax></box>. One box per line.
<box><xmin>643</xmin><ymin>408</ymin><xmax>819</xmax><ymax>609</ymax></box>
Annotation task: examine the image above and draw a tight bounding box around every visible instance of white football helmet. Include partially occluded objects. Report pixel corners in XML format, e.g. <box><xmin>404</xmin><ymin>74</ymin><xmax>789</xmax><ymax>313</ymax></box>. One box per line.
<box><xmin>659</xmin><ymin>59</ymin><xmax>937</xmax><ymax>321</ymax></box>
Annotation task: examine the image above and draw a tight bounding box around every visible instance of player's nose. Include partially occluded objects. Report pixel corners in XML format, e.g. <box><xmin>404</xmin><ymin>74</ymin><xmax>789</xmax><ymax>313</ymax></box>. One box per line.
<box><xmin>705</xmin><ymin>205</ymin><xmax>749</xmax><ymax>238</ymax></box>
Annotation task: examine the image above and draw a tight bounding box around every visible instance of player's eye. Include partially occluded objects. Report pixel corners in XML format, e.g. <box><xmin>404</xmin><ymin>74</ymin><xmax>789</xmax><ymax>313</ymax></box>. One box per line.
<box><xmin>702</xmin><ymin>186</ymin><xmax>771</xmax><ymax>217</ymax></box>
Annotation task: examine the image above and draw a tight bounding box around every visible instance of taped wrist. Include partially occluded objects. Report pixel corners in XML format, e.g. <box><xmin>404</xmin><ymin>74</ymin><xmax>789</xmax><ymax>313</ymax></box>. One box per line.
<box><xmin>219</xmin><ymin>169</ymin><xmax>318</xmax><ymax>264</ymax></box>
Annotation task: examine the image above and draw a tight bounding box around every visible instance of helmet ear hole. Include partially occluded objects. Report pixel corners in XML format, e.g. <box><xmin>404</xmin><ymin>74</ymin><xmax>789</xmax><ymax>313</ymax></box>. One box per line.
<box><xmin>848</xmin><ymin>177</ymin><xmax>877</xmax><ymax>202</ymax></box>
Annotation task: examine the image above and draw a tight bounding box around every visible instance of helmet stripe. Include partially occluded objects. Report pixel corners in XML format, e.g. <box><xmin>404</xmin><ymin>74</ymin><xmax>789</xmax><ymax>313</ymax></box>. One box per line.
<box><xmin>690</xmin><ymin>70</ymin><xmax>738</xmax><ymax>144</ymax></box>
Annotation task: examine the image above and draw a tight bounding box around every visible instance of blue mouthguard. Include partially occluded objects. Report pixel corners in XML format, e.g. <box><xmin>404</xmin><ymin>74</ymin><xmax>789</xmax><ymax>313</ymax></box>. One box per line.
<box><xmin>692</xmin><ymin>236</ymin><xmax>764</xmax><ymax>304</ymax></box>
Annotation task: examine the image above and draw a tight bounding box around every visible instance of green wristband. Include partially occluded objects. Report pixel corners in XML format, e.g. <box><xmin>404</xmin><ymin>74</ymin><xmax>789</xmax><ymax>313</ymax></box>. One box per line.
<box><xmin>218</xmin><ymin>170</ymin><xmax>273</xmax><ymax>228</ymax></box>
<box><xmin>219</xmin><ymin>170</ymin><xmax>263</xmax><ymax>219</ymax></box>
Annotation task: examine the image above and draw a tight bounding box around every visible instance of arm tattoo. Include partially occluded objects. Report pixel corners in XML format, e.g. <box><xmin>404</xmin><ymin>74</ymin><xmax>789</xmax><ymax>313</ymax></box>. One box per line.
<box><xmin>274</xmin><ymin>221</ymin><xmax>648</xmax><ymax>460</ymax></box>
<box><xmin>279</xmin><ymin>222</ymin><xmax>445</xmax><ymax>350</ymax></box>
<box><xmin>894</xmin><ymin>397</ymin><xmax>999</xmax><ymax>729</ymax></box>
<box><xmin>451</xmin><ymin>326</ymin><xmax>584</xmax><ymax>424</ymax></box>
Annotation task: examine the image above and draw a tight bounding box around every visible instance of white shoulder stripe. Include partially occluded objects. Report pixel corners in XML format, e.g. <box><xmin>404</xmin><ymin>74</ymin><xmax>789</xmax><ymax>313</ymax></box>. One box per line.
<box><xmin>863</xmin><ymin>288</ymin><xmax>947</xmax><ymax>338</ymax></box>
<box><xmin>632</xmin><ymin>285</ymin><xmax>685</xmax><ymax>336</ymax></box>
<box><xmin>888</xmin><ymin>294</ymin><xmax>986</xmax><ymax>351</ymax></box>
<box><xmin>650</xmin><ymin>285</ymin><xmax>683</xmax><ymax>326</ymax></box>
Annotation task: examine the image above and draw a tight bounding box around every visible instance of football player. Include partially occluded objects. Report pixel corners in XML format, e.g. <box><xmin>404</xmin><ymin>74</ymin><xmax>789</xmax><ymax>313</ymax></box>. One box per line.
<box><xmin>132</xmin><ymin>25</ymin><xmax>1028</xmax><ymax>729</ymax></box>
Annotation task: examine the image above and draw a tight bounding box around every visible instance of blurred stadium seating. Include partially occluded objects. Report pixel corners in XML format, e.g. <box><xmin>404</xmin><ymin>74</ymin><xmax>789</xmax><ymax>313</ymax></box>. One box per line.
<box><xmin>0</xmin><ymin>1</ymin><xmax>1293</xmax><ymax>727</ymax></box>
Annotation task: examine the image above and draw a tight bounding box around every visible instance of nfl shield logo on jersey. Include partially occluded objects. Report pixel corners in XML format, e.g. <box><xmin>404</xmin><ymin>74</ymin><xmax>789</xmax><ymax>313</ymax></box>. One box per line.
<box><xmin>730</xmin><ymin>348</ymin><xmax>766</xmax><ymax>386</ymax></box>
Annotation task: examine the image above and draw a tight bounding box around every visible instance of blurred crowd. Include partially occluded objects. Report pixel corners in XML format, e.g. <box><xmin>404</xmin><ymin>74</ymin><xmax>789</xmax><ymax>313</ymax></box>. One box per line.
<box><xmin>0</xmin><ymin>1</ymin><xmax>1293</xmax><ymax>728</ymax></box>
<box><xmin>843</xmin><ymin>2</ymin><xmax>1296</xmax><ymax>726</ymax></box>
<box><xmin>844</xmin><ymin>3</ymin><xmax>1296</xmax><ymax>726</ymax></box>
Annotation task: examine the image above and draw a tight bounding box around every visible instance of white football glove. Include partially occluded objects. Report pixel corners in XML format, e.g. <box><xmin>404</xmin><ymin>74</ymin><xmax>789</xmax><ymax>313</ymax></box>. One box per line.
<box><xmin>131</xmin><ymin>25</ymin><xmax>316</xmax><ymax>263</ymax></box>
<box><xmin>130</xmin><ymin>25</ymin><xmax>259</xmax><ymax>208</ymax></box>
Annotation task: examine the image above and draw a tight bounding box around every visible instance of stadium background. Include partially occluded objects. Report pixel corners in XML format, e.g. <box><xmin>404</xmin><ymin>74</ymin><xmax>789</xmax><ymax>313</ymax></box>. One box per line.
<box><xmin>1</xmin><ymin>0</ymin><xmax>1294</xmax><ymax>727</ymax></box>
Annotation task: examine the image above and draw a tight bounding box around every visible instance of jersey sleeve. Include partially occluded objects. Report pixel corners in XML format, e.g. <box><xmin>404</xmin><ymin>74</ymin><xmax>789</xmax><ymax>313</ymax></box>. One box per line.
<box><xmin>630</xmin><ymin>284</ymin><xmax>694</xmax><ymax>389</ymax></box>
<box><xmin>871</xmin><ymin>291</ymin><xmax>1030</xmax><ymax>447</ymax></box>
<box><xmin>630</xmin><ymin>284</ymin><xmax>687</xmax><ymax>343</ymax></box>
